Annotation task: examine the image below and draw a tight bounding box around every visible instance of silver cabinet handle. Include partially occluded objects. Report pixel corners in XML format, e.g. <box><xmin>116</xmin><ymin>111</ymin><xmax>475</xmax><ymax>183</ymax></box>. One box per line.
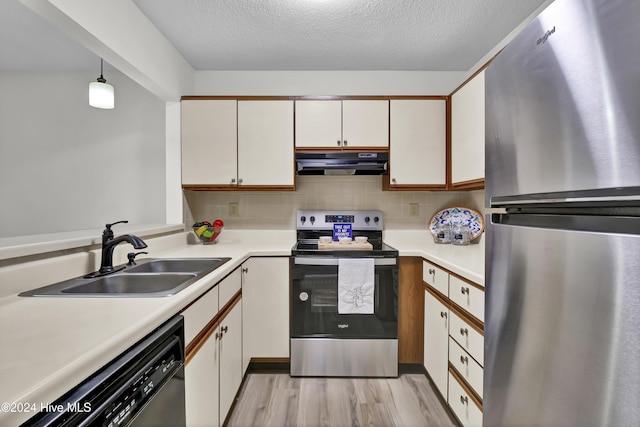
<box><xmin>429</xmin><ymin>269</ymin><xmax>435</xmax><ymax>275</ymax></box>
<box><xmin>392</xmin><ymin>178</ymin><xmax>397</xmax><ymax>184</ymax></box>
<box><xmin>221</xmin><ymin>325</ymin><xmax>228</xmax><ymax>334</ymax></box>
<box><xmin>460</xmin><ymin>328</ymin><xmax>469</xmax><ymax>336</ymax></box>
<box><xmin>460</xmin><ymin>396</ymin><xmax>468</xmax><ymax>405</ymax></box>
<box><xmin>231</xmin><ymin>178</ymin><xmax>236</xmax><ymax>183</ymax></box>
<box><xmin>337</xmin><ymin>140</ymin><xmax>341</xmax><ymax>146</ymax></box>
<box><xmin>343</xmin><ymin>140</ymin><xmax>348</xmax><ymax>146</ymax></box>
<box><xmin>238</xmin><ymin>178</ymin><xmax>243</xmax><ymax>184</ymax></box>
<box><xmin>460</xmin><ymin>355</ymin><xmax>468</xmax><ymax>364</ymax></box>
<box><xmin>440</xmin><ymin>311</ymin><xmax>447</xmax><ymax>318</ymax></box>
<box><xmin>242</xmin><ymin>267</ymin><xmax>248</xmax><ymax>273</ymax></box>
<box><xmin>461</xmin><ymin>287</ymin><xmax>469</xmax><ymax>295</ymax></box>
<box><xmin>215</xmin><ymin>332</ymin><xmax>220</xmax><ymax>340</ymax></box>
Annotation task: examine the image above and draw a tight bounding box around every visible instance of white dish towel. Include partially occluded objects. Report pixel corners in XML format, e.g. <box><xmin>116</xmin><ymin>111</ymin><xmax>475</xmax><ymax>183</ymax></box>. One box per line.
<box><xmin>338</xmin><ymin>258</ymin><xmax>375</xmax><ymax>314</ymax></box>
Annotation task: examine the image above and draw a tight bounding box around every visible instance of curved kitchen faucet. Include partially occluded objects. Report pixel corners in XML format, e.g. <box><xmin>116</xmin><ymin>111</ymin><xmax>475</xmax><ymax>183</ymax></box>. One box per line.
<box><xmin>85</xmin><ymin>220</ymin><xmax>148</xmax><ymax>277</ymax></box>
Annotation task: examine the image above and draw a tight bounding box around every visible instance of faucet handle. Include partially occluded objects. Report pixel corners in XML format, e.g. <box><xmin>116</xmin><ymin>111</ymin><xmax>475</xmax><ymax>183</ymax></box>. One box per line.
<box><xmin>127</xmin><ymin>251</ymin><xmax>148</xmax><ymax>266</ymax></box>
<box><xmin>104</xmin><ymin>220</ymin><xmax>129</xmax><ymax>239</ymax></box>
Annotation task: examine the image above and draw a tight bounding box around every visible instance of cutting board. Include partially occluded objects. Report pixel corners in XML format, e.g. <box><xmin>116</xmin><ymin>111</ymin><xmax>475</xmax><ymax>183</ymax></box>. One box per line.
<box><xmin>318</xmin><ymin>241</ymin><xmax>373</xmax><ymax>250</ymax></box>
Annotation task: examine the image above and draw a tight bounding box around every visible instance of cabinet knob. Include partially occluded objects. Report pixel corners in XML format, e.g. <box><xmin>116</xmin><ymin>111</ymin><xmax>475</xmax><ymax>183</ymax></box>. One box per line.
<box><xmin>429</xmin><ymin>269</ymin><xmax>435</xmax><ymax>275</ymax></box>
<box><xmin>392</xmin><ymin>178</ymin><xmax>397</xmax><ymax>184</ymax></box>
<box><xmin>460</xmin><ymin>396</ymin><xmax>468</xmax><ymax>405</ymax></box>
<box><xmin>460</xmin><ymin>327</ymin><xmax>469</xmax><ymax>336</ymax></box>
<box><xmin>242</xmin><ymin>267</ymin><xmax>248</xmax><ymax>273</ymax></box>
<box><xmin>460</xmin><ymin>355</ymin><xmax>468</xmax><ymax>364</ymax></box>
<box><xmin>215</xmin><ymin>332</ymin><xmax>221</xmax><ymax>340</ymax></box>
<box><xmin>238</xmin><ymin>178</ymin><xmax>243</xmax><ymax>184</ymax></box>
<box><xmin>231</xmin><ymin>178</ymin><xmax>236</xmax><ymax>183</ymax></box>
<box><xmin>221</xmin><ymin>325</ymin><xmax>228</xmax><ymax>334</ymax></box>
<box><xmin>440</xmin><ymin>311</ymin><xmax>447</xmax><ymax>319</ymax></box>
<box><xmin>461</xmin><ymin>287</ymin><xmax>469</xmax><ymax>295</ymax></box>
<box><xmin>343</xmin><ymin>140</ymin><xmax>348</xmax><ymax>146</ymax></box>
<box><xmin>337</xmin><ymin>140</ymin><xmax>341</xmax><ymax>146</ymax></box>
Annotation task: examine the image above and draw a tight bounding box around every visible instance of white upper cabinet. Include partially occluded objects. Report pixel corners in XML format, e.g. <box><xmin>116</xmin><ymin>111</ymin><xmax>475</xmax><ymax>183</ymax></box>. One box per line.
<box><xmin>451</xmin><ymin>70</ymin><xmax>485</xmax><ymax>186</ymax></box>
<box><xmin>237</xmin><ymin>100</ymin><xmax>295</xmax><ymax>187</ymax></box>
<box><xmin>341</xmin><ymin>100</ymin><xmax>389</xmax><ymax>148</ymax></box>
<box><xmin>389</xmin><ymin>99</ymin><xmax>446</xmax><ymax>187</ymax></box>
<box><xmin>181</xmin><ymin>99</ymin><xmax>237</xmax><ymax>186</ymax></box>
<box><xmin>294</xmin><ymin>100</ymin><xmax>342</xmax><ymax>148</ymax></box>
<box><xmin>295</xmin><ymin>99</ymin><xmax>389</xmax><ymax>149</ymax></box>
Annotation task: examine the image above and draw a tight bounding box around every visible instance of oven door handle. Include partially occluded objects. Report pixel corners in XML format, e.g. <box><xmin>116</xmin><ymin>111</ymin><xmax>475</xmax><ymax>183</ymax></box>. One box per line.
<box><xmin>294</xmin><ymin>257</ymin><xmax>397</xmax><ymax>266</ymax></box>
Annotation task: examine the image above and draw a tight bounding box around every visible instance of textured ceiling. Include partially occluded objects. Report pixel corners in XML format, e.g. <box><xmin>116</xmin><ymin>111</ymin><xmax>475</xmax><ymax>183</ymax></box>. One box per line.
<box><xmin>132</xmin><ymin>0</ymin><xmax>550</xmax><ymax>71</ymax></box>
<box><xmin>1</xmin><ymin>0</ymin><xmax>550</xmax><ymax>72</ymax></box>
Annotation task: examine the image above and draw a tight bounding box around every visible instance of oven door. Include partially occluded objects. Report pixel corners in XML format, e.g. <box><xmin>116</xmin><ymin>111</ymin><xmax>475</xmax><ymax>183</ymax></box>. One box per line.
<box><xmin>290</xmin><ymin>256</ymin><xmax>398</xmax><ymax>339</ymax></box>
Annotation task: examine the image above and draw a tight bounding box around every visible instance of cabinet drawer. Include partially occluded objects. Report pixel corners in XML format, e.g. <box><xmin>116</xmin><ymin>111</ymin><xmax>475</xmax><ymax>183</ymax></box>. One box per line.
<box><xmin>219</xmin><ymin>267</ymin><xmax>242</xmax><ymax>308</ymax></box>
<box><xmin>449</xmin><ymin>310</ymin><xmax>484</xmax><ymax>365</ymax></box>
<box><xmin>182</xmin><ymin>286</ymin><xmax>219</xmax><ymax>345</ymax></box>
<box><xmin>423</xmin><ymin>260</ymin><xmax>449</xmax><ymax>296</ymax></box>
<box><xmin>449</xmin><ymin>276</ymin><xmax>484</xmax><ymax>322</ymax></box>
<box><xmin>449</xmin><ymin>337</ymin><xmax>483</xmax><ymax>398</ymax></box>
<box><xmin>448</xmin><ymin>372</ymin><xmax>483</xmax><ymax>427</ymax></box>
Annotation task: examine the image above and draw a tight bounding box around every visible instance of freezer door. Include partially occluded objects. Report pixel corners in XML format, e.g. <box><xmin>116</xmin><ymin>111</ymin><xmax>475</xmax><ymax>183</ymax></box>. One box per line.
<box><xmin>485</xmin><ymin>216</ymin><xmax>640</xmax><ymax>426</ymax></box>
<box><xmin>485</xmin><ymin>0</ymin><xmax>640</xmax><ymax>204</ymax></box>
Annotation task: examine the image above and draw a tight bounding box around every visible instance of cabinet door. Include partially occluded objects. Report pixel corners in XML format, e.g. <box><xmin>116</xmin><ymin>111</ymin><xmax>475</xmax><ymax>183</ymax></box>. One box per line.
<box><xmin>181</xmin><ymin>100</ymin><xmax>238</xmax><ymax>186</ymax></box>
<box><xmin>448</xmin><ymin>372</ymin><xmax>483</xmax><ymax>427</ymax></box>
<box><xmin>237</xmin><ymin>100</ymin><xmax>294</xmax><ymax>187</ymax></box>
<box><xmin>451</xmin><ymin>71</ymin><xmax>485</xmax><ymax>184</ymax></box>
<box><xmin>219</xmin><ymin>301</ymin><xmax>243</xmax><ymax>425</ymax></box>
<box><xmin>342</xmin><ymin>100</ymin><xmax>389</xmax><ymax>148</ymax></box>
<box><xmin>295</xmin><ymin>100</ymin><xmax>342</xmax><ymax>148</ymax></box>
<box><xmin>185</xmin><ymin>330</ymin><xmax>220</xmax><ymax>427</ymax></box>
<box><xmin>424</xmin><ymin>289</ymin><xmax>449</xmax><ymax>398</ymax></box>
<box><xmin>241</xmin><ymin>257</ymin><xmax>290</xmax><ymax>373</ymax></box>
<box><xmin>389</xmin><ymin>100</ymin><xmax>446</xmax><ymax>186</ymax></box>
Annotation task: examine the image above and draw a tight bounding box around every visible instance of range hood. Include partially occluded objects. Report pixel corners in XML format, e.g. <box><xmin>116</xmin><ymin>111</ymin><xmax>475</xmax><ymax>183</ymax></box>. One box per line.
<box><xmin>295</xmin><ymin>152</ymin><xmax>388</xmax><ymax>175</ymax></box>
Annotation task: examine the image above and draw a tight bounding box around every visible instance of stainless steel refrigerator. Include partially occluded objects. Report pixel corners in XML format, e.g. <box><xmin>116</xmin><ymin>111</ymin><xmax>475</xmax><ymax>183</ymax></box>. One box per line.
<box><xmin>484</xmin><ymin>0</ymin><xmax>640</xmax><ymax>425</ymax></box>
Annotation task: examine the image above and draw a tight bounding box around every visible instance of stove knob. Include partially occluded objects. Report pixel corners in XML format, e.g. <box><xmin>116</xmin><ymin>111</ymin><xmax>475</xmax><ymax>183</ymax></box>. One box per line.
<box><xmin>300</xmin><ymin>216</ymin><xmax>306</xmax><ymax>224</ymax></box>
<box><xmin>365</xmin><ymin>216</ymin><xmax>370</xmax><ymax>223</ymax></box>
<box><xmin>299</xmin><ymin>291</ymin><xmax>309</xmax><ymax>302</ymax></box>
<box><xmin>310</xmin><ymin>216</ymin><xmax>315</xmax><ymax>224</ymax></box>
<box><xmin>374</xmin><ymin>216</ymin><xmax>380</xmax><ymax>222</ymax></box>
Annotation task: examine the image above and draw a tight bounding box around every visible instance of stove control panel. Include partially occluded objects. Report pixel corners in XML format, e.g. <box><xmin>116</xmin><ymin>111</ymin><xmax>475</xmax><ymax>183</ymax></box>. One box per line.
<box><xmin>297</xmin><ymin>210</ymin><xmax>383</xmax><ymax>231</ymax></box>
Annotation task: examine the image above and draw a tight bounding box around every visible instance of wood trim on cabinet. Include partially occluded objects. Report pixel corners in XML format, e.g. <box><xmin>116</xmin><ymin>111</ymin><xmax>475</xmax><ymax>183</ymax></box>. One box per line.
<box><xmin>424</xmin><ymin>282</ymin><xmax>450</xmax><ymax>307</ymax></box>
<box><xmin>398</xmin><ymin>257</ymin><xmax>425</xmax><ymax>364</ymax></box>
<box><xmin>449</xmin><ymin>302</ymin><xmax>484</xmax><ymax>335</ymax></box>
<box><xmin>182</xmin><ymin>96</ymin><xmax>296</xmax><ymax>101</ymax></box>
<box><xmin>449</xmin><ymin>178</ymin><xmax>485</xmax><ymax>191</ymax></box>
<box><xmin>182</xmin><ymin>184</ymin><xmax>295</xmax><ymax>191</ymax></box>
<box><xmin>449</xmin><ymin>364</ymin><xmax>483</xmax><ymax>410</ymax></box>
<box><xmin>449</xmin><ymin>57</ymin><xmax>495</xmax><ymax>97</ymax></box>
<box><xmin>294</xmin><ymin>147</ymin><xmax>389</xmax><ymax>153</ymax></box>
<box><xmin>185</xmin><ymin>290</ymin><xmax>242</xmax><ymax>365</ymax></box>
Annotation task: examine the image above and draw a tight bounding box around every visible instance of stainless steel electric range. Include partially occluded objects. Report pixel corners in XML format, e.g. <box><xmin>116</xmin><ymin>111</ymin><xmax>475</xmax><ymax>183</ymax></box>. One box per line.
<box><xmin>290</xmin><ymin>210</ymin><xmax>399</xmax><ymax>377</ymax></box>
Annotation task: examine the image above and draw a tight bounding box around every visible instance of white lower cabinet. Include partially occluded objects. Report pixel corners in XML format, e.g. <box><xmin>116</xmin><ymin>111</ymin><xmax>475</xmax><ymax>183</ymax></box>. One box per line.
<box><xmin>242</xmin><ymin>257</ymin><xmax>290</xmax><ymax>373</ymax></box>
<box><xmin>422</xmin><ymin>258</ymin><xmax>484</xmax><ymax>426</ymax></box>
<box><xmin>183</xmin><ymin>267</ymin><xmax>243</xmax><ymax>427</ymax></box>
<box><xmin>423</xmin><ymin>288</ymin><xmax>449</xmax><ymax>397</ymax></box>
<box><xmin>448</xmin><ymin>372</ymin><xmax>483</xmax><ymax>427</ymax></box>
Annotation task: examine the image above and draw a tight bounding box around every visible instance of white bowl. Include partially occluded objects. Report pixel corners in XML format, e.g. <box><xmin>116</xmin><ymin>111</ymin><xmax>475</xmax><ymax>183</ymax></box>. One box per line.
<box><xmin>354</xmin><ymin>236</ymin><xmax>368</xmax><ymax>244</ymax></box>
<box><xmin>319</xmin><ymin>236</ymin><xmax>332</xmax><ymax>243</ymax></box>
<box><xmin>339</xmin><ymin>237</ymin><xmax>352</xmax><ymax>244</ymax></box>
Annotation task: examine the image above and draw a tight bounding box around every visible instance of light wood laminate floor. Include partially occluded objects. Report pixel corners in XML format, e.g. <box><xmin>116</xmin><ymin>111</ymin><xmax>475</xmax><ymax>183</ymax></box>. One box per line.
<box><xmin>226</xmin><ymin>373</ymin><xmax>456</xmax><ymax>427</ymax></box>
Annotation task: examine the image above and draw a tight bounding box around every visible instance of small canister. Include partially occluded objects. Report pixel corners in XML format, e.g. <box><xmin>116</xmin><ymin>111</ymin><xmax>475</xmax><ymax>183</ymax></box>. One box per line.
<box><xmin>452</xmin><ymin>224</ymin><xmax>470</xmax><ymax>245</ymax></box>
<box><xmin>433</xmin><ymin>223</ymin><xmax>452</xmax><ymax>244</ymax></box>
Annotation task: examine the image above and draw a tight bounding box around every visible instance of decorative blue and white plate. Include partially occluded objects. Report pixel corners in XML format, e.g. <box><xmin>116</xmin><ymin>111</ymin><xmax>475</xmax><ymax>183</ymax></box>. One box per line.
<box><xmin>428</xmin><ymin>207</ymin><xmax>484</xmax><ymax>240</ymax></box>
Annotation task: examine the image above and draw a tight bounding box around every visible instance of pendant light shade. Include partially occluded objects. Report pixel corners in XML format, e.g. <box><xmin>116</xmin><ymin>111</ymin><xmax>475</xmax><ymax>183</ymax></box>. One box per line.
<box><xmin>89</xmin><ymin>59</ymin><xmax>114</xmax><ymax>109</ymax></box>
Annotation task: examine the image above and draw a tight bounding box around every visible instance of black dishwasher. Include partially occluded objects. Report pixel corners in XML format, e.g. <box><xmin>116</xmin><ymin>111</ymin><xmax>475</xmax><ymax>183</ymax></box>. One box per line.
<box><xmin>21</xmin><ymin>316</ymin><xmax>186</xmax><ymax>427</ymax></box>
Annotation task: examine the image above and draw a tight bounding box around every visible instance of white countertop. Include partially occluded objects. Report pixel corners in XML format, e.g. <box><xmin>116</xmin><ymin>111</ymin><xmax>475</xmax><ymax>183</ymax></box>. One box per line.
<box><xmin>0</xmin><ymin>228</ymin><xmax>484</xmax><ymax>425</ymax></box>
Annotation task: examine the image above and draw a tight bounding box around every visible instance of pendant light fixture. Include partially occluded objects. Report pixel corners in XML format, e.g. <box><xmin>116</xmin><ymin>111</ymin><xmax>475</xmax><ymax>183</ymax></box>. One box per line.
<box><xmin>89</xmin><ymin>58</ymin><xmax>114</xmax><ymax>109</ymax></box>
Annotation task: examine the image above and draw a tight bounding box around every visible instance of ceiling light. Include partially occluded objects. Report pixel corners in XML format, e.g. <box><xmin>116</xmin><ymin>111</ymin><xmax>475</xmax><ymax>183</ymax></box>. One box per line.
<box><xmin>89</xmin><ymin>58</ymin><xmax>114</xmax><ymax>109</ymax></box>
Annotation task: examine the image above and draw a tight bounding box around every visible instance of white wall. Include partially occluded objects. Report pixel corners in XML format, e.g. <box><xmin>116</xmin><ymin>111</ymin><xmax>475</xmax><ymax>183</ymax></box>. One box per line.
<box><xmin>0</xmin><ymin>69</ymin><xmax>166</xmax><ymax>238</ymax></box>
<box><xmin>194</xmin><ymin>70</ymin><xmax>465</xmax><ymax>96</ymax></box>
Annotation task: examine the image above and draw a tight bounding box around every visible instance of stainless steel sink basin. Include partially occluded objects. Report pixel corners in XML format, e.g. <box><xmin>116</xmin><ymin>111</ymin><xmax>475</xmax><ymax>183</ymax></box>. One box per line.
<box><xmin>19</xmin><ymin>257</ymin><xmax>231</xmax><ymax>297</ymax></box>
<box><xmin>124</xmin><ymin>258</ymin><xmax>229</xmax><ymax>273</ymax></box>
<box><xmin>61</xmin><ymin>273</ymin><xmax>197</xmax><ymax>295</ymax></box>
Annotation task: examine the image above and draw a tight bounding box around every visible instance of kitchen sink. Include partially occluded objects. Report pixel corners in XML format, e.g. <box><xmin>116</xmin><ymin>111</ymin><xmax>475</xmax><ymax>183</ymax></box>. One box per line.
<box><xmin>19</xmin><ymin>257</ymin><xmax>231</xmax><ymax>297</ymax></box>
<box><xmin>124</xmin><ymin>258</ymin><xmax>228</xmax><ymax>273</ymax></box>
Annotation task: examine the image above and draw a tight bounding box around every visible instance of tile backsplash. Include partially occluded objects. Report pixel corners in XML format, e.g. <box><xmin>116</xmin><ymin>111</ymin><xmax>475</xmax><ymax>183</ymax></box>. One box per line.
<box><xmin>184</xmin><ymin>176</ymin><xmax>485</xmax><ymax>230</ymax></box>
